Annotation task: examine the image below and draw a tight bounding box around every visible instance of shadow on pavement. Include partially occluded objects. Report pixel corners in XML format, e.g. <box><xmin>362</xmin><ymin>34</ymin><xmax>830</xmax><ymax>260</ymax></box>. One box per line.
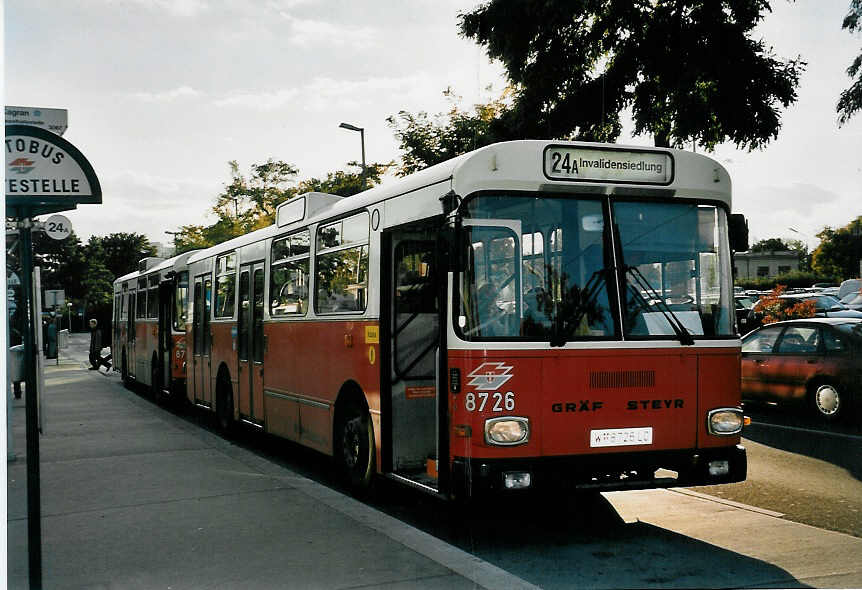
<box><xmin>372</xmin><ymin>488</ymin><xmax>809</xmax><ymax>589</ymax></box>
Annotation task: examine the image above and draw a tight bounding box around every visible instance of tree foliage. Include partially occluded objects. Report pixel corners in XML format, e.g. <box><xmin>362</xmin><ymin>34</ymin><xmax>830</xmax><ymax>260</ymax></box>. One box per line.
<box><xmin>750</xmin><ymin>237</ymin><xmax>790</xmax><ymax>252</ymax></box>
<box><xmin>811</xmin><ymin>216</ymin><xmax>862</xmax><ymax>279</ymax></box>
<box><xmin>174</xmin><ymin>160</ymin><xmax>387</xmax><ymax>253</ymax></box>
<box><xmin>458</xmin><ymin>0</ymin><xmax>805</xmax><ymax>150</ymax></box>
<box><xmin>89</xmin><ymin>232</ymin><xmax>157</xmax><ymax>279</ymax></box>
<box><xmin>838</xmin><ymin>0</ymin><xmax>862</xmax><ymax>125</ymax></box>
<box><xmin>387</xmin><ymin>88</ymin><xmax>510</xmax><ymax>176</ymax></box>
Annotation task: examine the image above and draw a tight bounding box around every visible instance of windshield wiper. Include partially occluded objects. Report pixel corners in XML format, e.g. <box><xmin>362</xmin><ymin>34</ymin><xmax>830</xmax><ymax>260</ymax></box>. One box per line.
<box><xmin>550</xmin><ymin>268</ymin><xmax>607</xmax><ymax>347</ymax></box>
<box><xmin>625</xmin><ymin>265</ymin><xmax>695</xmax><ymax>346</ymax></box>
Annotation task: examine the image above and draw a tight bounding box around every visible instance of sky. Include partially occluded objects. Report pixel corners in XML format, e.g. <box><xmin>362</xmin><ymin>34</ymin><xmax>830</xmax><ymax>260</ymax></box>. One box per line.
<box><xmin>5</xmin><ymin>0</ymin><xmax>861</xmax><ymax>254</ymax></box>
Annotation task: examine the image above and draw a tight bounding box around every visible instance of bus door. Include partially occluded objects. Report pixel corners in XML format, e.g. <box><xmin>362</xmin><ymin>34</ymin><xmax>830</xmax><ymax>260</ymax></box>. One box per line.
<box><xmin>193</xmin><ymin>275</ymin><xmax>213</xmax><ymax>408</ymax></box>
<box><xmin>237</xmin><ymin>262</ymin><xmax>265</xmax><ymax>426</ymax></box>
<box><xmin>126</xmin><ymin>292</ymin><xmax>136</xmax><ymax>379</ymax></box>
<box><xmin>383</xmin><ymin>227</ymin><xmax>443</xmax><ymax>492</ymax></box>
<box><xmin>157</xmin><ymin>280</ymin><xmax>173</xmax><ymax>394</ymax></box>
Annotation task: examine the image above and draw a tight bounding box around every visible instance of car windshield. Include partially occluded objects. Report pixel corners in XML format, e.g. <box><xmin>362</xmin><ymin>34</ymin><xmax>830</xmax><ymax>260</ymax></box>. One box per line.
<box><xmin>736</xmin><ymin>297</ymin><xmax>754</xmax><ymax>310</ymax></box>
<box><xmin>841</xmin><ymin>293</ymin><xmax>862</xmax><ymax>305</ymax></box>
<box><xmin>455</xmin><ymin>194</ymin><xmax>735</xmax><ymax>342</ymax></box>
<box><xmin>834</xmin><ymin>321</ymin><xmax>862</xmax><ymax>339</ymax></box>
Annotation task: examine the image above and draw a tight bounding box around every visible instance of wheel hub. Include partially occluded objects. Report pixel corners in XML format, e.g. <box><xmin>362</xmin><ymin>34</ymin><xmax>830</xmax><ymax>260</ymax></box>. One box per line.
<box><xmin>343</xmin><ymin>418</ymin><xmax>361</xmax><ymax>468</ymax></box>
<box><xmin>815</xmin><ymin>385</ymin><xmax>839</xmax><ymax>415</ymax></box>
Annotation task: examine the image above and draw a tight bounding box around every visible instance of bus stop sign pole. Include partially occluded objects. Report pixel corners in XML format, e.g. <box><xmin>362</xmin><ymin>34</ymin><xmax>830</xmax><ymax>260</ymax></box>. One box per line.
<box><xmin>17</xmin><ymin>217</ymin><xmax>42</xmax><ymax>590</ymax></box>
<box><xmin>6</xmin><ymin>124</ymin><xmax>102</xmax><ymax>590</ymax></box>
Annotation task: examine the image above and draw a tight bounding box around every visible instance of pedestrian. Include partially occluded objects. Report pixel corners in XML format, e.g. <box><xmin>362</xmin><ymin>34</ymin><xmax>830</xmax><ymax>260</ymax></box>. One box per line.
<box><xmin>88</xmin><ymin>318</ymin><xmax>102</xmax><ymax>370</ymax></box>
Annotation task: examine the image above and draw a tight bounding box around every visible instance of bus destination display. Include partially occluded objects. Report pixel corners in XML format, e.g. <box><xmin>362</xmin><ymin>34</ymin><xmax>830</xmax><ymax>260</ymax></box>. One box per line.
<box><xmin>543</xmin><ymin>146</ymin><xmax>673</xmax><ymax>185</ymax></box>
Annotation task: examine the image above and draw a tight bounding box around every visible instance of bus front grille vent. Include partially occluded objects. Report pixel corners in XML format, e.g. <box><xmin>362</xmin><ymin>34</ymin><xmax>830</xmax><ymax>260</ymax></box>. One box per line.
<box><xmin>589</xmin><ymin>370</ymin><xmax>655</xmax><ymax>389</ymax></box>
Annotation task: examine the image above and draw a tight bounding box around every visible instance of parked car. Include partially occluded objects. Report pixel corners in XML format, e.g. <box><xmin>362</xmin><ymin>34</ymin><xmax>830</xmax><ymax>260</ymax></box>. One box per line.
<box><xmin>746</xmin><ymin>293</ymin><xmax>862</xmax><ymax>332</ymax></box>
<box><xmin>783</xmin><ymin>294</ymin><xmax>862</xmax><ymax>317</ymax></box>
<box><xmin>735</xmin><ymin>295</ymin><xmax>757</xmax><ymax>333</ymax></box>
<box><xmin>838</xmin><ymin>278</ymin><xmax>862</xmax><ymax>300</ymax></box>
<box><xmin>740</xmin><ymin>318</ymin><xmax>862</xmax><ymax>421</ymax></box>
<box><xmin>840</xmin><ymin>292</ymin><xmax>862</xmax><ymax>311</ymax></box>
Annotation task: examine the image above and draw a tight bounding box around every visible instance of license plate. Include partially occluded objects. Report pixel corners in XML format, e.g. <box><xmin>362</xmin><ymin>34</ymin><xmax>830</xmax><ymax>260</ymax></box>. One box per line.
<box><xmin>590</xmin><ymin>427</ymin><xmax>653</xmax><ymax>448</ymax></box>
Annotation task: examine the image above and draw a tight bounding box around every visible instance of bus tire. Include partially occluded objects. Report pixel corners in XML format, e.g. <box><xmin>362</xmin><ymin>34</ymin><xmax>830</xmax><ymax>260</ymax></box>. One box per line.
<box><xmin>809</xmin><ymin>380</ymin><xmax>843</xmax><ymax>422</ymax></box>
<box><xmin>121</xmin><ymin>350</ymin><xmax>130</xmax><ymax>387</ymax></box>
<box><xmin>216</xmin><ymin>371</ymin><xmax>234</xmax><ymax>435</ymax></box>
<box><xmin>151</xmin><ymin>356</ymin><xmax>166</xmax><ymax>404</ymax></box>
<box><xmin>335</xmin><ymin>400</ymin><xmax>375</xmax><ymax>495</ymax></box>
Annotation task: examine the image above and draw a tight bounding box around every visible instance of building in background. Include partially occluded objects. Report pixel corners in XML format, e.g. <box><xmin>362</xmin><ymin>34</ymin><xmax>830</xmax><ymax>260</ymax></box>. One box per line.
<box><xmin>734</xmin><ymin>250</ymin><xmax>799</xmax><ymax>280</ymax></box>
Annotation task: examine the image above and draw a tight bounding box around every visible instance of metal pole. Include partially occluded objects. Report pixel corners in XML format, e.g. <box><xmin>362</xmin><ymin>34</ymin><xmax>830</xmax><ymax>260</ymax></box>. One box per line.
<box><xmin>19</xmin><ymin>217</ymin><xmax>42</xmax><ymax>589</ymax></box>
<box><xmin>359</xmin><ymin>128</ymin><xmax>366</xmax><ymax>190</ymax></box>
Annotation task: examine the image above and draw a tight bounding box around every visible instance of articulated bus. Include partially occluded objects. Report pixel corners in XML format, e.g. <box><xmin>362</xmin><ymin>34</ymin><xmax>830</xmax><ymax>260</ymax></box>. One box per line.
<box><xmin>112</xmin><ymin>250</ymin><xmax>198</xmax><ymax>401</ymax></box>
<box><xmin>114</xmin><ymin>140</ymin><xmax>750</xmax><ymax>498</ymax></box>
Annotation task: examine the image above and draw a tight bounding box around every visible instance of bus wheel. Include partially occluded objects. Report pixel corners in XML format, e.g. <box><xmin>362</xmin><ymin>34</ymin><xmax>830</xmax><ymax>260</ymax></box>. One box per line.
<box><xmin>121</xmin><ymin>350</ymin><xmax>130</xmax><ymax>387</ymax></box>
<box><xmin>810</xmin><ymin>381</ymin><xmax>843</xmax><ymax>422</ymax></box>
<box><xmin>216</xmin><ymin>374</ymin><xmax>234</xmax><ymax>435</ymax></box>
<box><xmin>336</xmin><ymin>402</ymin><xmax>375</xmax><ymax>494</ymax></box>
<box><xmin>151</xmin><ymin>359</ymin><xmax>165</xmax><ymax>404</ymax></box>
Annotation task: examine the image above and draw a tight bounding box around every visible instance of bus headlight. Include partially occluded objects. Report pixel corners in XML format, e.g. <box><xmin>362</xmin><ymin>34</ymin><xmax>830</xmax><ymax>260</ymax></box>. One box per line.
<box><xmin>485</xmin><ymin>417</ymin><xmax>529</xmax><ymax>446</ymax></box>
<box><xmin>707</xmin><ymin>408</ymin><xmax>743</xmax><ymax>436</ymax></box>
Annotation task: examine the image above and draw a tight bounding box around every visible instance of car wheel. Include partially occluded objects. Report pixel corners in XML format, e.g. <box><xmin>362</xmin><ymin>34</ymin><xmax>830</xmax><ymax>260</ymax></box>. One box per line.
<box><xmin>810</xmin><ymin>382</ymin><xmax>843</xmax><ymax>422</ymax></box>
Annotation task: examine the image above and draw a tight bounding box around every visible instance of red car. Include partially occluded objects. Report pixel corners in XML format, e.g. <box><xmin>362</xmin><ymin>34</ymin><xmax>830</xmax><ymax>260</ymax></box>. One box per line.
<box><xmin>741</xmin><ymin>318</ymin><xmax>862</xmax><ymax>422</ymax></box>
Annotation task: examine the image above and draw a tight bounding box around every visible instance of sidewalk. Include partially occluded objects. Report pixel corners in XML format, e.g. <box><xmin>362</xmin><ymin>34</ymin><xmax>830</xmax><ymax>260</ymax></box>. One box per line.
<box><xmin>6</xmin><ymin>335</ymin><xmax>537</xmax><ymax>589</ymax></box>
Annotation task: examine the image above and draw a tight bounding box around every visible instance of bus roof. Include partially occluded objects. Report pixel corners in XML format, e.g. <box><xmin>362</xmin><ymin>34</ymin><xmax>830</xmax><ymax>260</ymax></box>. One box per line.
<box><xmin>113</xmin><ymin>249</ymin><xmax>202</xmax><ymax>286</ymax></box>
<box><xmin>184</xmin><ymin>140</ymin><xmax>732</xmax><ymax>265</ymax></box>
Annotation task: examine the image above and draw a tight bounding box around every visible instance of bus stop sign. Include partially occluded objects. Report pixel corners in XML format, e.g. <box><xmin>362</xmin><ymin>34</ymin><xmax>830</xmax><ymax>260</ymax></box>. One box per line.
<box><xmin>5</xmin><ymin>124</ymin><xmax>102</xmax><ymax>217</ymax></box>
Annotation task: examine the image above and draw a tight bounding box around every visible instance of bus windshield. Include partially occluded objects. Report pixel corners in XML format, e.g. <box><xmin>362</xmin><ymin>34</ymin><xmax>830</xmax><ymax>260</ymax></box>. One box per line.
<box><xmin>456</xmin><ymin>194</ymin><xmax>734</xmax><ymax>342</ymax></box>
<box><xmin>614</xmin><ymin>201</ymin><xmax>734</xmax><ymax>339</ymax></box>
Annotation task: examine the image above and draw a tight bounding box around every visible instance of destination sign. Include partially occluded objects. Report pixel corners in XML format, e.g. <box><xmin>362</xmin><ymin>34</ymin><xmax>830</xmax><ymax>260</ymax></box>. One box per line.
<box><xmin>543</xmin><ymin>145</ymin><xmax>674</xmax><ymax>185</ymax></box>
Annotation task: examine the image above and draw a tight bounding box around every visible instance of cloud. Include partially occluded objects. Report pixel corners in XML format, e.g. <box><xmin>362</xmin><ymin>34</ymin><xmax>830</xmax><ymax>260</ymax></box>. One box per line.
<box><xmin>210</xmin><ymin>75</ymin><xmax>428</xmax><ymax>112</ymax></box>
<box><xmin>97</xmin><ymin>0</ymin><xmax>210</xmax><ymax>18</ymax></box>
<box><xmin>300</xmin><ymin>75</ymin><xmax>431</xmax><ymax>111</ymax></box>
<box><xmin>127</xmin><ymin>86</ymin><xmax>203</xmax><ymax>103</ymax></box>
<box><xmin>740</xmin><ymin>183</ymin><xmax>839</xmax><ymax>217</ymax></box>
<box><xmin>213</xmin><ymin>88</ymin><xmax>300</xmax><ymax>110</ymax></box>
<box><xmin>279</xmin><ymin>14</ymin><xmax>376</xmax><ymax>48</ymax></box>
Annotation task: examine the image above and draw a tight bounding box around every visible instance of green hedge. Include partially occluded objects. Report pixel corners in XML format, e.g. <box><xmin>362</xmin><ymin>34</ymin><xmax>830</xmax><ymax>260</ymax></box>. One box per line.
<box><xmin>734</xmin><ymin>270</ymin><xmax>839</xmax><ymax>291</ymax></box>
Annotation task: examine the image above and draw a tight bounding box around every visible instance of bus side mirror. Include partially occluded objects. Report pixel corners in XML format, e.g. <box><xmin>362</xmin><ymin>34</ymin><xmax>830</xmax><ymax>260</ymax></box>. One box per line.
<box><xmin>729</xmin><ymin>214</ymin><xmax>749</xmax><ymax>252</ymax></box>
<box><xmin>439</xmin><ymin>224</ymin><xmax>466</xmax><ymax>272</ymax></box>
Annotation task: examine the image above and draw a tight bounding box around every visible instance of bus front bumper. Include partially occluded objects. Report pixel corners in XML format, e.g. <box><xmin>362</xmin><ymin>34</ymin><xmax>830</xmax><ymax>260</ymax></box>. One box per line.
<box><xmin>451</xmin><ymin>445</ymin><xmax>746</xmax><ymax>497</ymax></box>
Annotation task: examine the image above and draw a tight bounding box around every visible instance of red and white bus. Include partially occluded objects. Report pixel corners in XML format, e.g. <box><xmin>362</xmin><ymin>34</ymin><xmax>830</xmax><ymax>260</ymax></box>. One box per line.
<box><xmin>115</xmin><ymin>140</ymin><xmax>749</xmax><ymax>498</ymax></box>
<box><xmin>112</xmin><ymin>250</ymin><xmax>197</xmax><ymax>401</ymax></box>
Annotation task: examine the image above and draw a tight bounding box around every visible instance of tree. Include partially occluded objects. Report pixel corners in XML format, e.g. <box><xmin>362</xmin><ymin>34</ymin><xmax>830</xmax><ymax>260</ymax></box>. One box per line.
<box><xmin>387</xmin><ymin>88</ymin><xmax>510</xmax><ymax>175</ymax></box>
<box><xmin>174</xmin><ymin>160</ymin><xmax>388</xmax><ymax>253</ymax></box>
<box><xmin>750</xmin><ymin>237</ymin><xmax>789</xmax><ymax>252</ymax></box>
<box><xmin>838</xmin><ymin>0</ymin><xmax>862</xmax><ymax>125</ymax></box>
<box><xmin>31</xmin><ymin>231</ymin><xmax>87</xmax><ymax>299</ymax></box>
<box><xmin>458</xmin><ymin>0</ymin><xmax>805</xmax><ymax>149</ymax></box>
<box><xmin>89</xmin><ymin>232</ymin><xmax>157</xmax><ymax>279</ymax></box>
<box><xmin>297</xmin><ymin>161</ymin><xmax>390</xmax><ymax>195</ymax></box>
<box><xmin>784</xmin><ymin>238</ymin><xmax>811</xmax><ymax>272</ymax></box>
<box><xmin>811</xmin><ymin>216</ymin><xmax>862</xmax><ymax>279</ymax></box>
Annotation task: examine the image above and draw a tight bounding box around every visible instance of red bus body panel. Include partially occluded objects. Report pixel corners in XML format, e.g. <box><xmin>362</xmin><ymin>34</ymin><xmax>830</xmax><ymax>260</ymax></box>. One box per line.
<box><xmin>449</xmin><ymin>347</ymin><xmax>741</xmax><ymax>460</ymax></box>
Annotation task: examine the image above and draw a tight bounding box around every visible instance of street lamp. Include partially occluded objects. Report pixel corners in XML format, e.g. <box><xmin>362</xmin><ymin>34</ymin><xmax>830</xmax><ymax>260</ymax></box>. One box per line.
<box><xmin>165</xmin><ymin>230</ymin><xmax>181</xmax><ymax>255</ymax></box>
<box><xmin>339</xmin><ymin>122</ymin><xmax>366</xmax><ymax>190</ymax></box>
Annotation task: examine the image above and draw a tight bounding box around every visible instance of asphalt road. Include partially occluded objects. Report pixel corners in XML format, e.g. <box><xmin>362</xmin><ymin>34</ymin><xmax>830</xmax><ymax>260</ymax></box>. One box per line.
<box><xmin>694</xmin><ymin>404</ymin><xmax>862</xmax><ymax>538</ymax></box>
